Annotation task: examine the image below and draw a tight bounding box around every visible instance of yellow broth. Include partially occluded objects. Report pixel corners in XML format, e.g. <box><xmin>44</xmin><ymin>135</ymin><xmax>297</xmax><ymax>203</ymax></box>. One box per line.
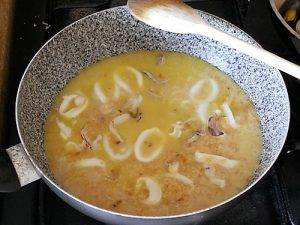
<box><xmin>45</xmin><ymin>51</ymin><xmax>262</xmax><ymax>216</ymax></box>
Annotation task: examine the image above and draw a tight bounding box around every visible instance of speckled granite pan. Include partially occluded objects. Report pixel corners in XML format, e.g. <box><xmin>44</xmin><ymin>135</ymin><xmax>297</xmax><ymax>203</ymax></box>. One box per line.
<box><xmin>14</xmin><ymin>6</ymin><xmax>290</xmax><ymax>225</ymax></box>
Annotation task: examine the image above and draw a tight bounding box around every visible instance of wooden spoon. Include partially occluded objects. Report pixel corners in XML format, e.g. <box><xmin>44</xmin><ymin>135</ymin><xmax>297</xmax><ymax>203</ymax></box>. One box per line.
<box><xmin>127</xmin><ymin>0</ymin><xmax>300</xmax><ymax>78</ymax></box>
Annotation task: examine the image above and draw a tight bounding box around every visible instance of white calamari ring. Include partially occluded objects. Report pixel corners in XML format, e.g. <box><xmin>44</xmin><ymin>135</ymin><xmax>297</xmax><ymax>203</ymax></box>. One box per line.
<box><xmin>203</xmin><ymin>164</ymin><xmax>225</xmax><ymax>188</ymax></box>
<box><xmin>169</xmin><ymin>121</ymin><xmax>184</xmax><ymax>138</ymax></box>
<box><xmin>103</xmin><ymin>135</ymin><xmax>132</xmax><ymax>161</ymax></box>
<box><xmin>59</xmin><ymin>94</ymin><xmax>88</xmax><ymax>119</ymax></box>
<box><xmin>56</xmin><ymin>118</ymin><xmax>71</xmax><ymax>140</ymax></box>
<box><xmin>109</xmin><ymin>114</ymin><xmax>130</xmax><ymax>142</ymax></box>
<box><xmin>76</xmin><ymin>158</ymin><xmax>106</xmax><ymax>168</ymax></box>
<box><xmin>126</xmin><ymin>66</ymin><xmax>143</xmax><ymax>88</ymax></box>
<box><xmin>222</xmin><ymin>102</ymin><xmax>237</xmax><ymax>128</ymax></box>
<box><xmin>189</xmin><ymin>78</ymin><xmax>219</xmax><ymax>102</ymax></box>
<box><xmin>136</xmin><ymin>177</ymin><xmax>162</xmax><ymax>205</ymax></box>
<box><xmin>94</xmin><ymin>83</ymin><xmax>108</xmax><ymax>103</ymax></box>
<box><xmin>165</xmin><ymin>173</ymin><xmax>194</xmax><ymax>186</ymax></box>
<box><xmin>134</xmin><ymin>127</ymin><xmax>164</xmax><ymax>163</ymax></box>
<box><xmin>196</xmin><ymin>102</ymin><xmax>209</xmax><ymax>123</ymax></box>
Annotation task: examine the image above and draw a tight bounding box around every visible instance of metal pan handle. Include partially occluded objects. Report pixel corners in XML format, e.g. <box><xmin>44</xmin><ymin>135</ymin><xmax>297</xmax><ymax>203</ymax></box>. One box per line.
<box><xmin>0</xmin><ymin>143</ymin><xmax>41</xmax><ymax>192</ymax></box>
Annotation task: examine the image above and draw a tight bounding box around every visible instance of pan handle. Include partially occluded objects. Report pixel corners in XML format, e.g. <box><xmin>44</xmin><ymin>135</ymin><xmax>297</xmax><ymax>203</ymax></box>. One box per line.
<box><xmin>0</xmin><ymin>143</ymin><xmax>41</xmax><ymax>192</ymax></box>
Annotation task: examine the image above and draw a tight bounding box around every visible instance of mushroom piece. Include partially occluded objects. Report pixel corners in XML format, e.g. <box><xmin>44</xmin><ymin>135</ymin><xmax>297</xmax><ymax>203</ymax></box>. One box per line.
<box><xmin>136</xmin><ymin>177</ymin><xmax>162</xmax><ymax>205</ymax></box>
<box><xmin>129</xmin><ymin>108</ymin><xmax>142</xmax><ymax>122</ymax></box>
<box><xmin>80</xmin><ymin>126</ymin><xmax>102</xmax><ymax>151</ymax></box>
<box><xmin>142</xmin><ymin>70</ymin><xmax>168</xmax><ymax>84</ymax></box>
<box><xmin>80</xmin><ymin>126</ymin><xmax>93</xmax><ymax>149</ymax></box>
<box><xmin>146</xmin><ymin>88</ymin><xmax>161</xmax><ymax>98</ymax></box>
<box><xmin>187</xmin><ymin>129</ymin><xmax>205</xmax><ymax>144</ymax></box>
<box><xmin>156</xmin><ymin>53</ymin><xmax>165</xmax><ymax>65</ymax></box>
<box><xmin>207</xmin><ymin>116</ymin><xmax>224</xmax><ymax>136</ymax></box>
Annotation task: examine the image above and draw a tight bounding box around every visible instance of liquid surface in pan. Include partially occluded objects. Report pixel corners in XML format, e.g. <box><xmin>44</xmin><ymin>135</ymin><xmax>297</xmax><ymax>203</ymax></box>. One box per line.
<box><xmin>45</xmin><ymin>51</ymin><xmax>262</xmax><ymax>216</ymax></box>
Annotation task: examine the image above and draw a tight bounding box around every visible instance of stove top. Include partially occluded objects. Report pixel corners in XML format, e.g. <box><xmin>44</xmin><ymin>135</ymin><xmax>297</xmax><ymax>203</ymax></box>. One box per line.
<box><xmin>0</xmin><ymin>0</ymin><xmax>299</xmax><ymax>225</ymax></box>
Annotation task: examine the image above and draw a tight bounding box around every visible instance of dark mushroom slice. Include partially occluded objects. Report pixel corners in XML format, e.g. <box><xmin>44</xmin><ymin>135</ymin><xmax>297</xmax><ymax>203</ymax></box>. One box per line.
<box><xmin>80</xmin><ymin>126</ymin><xmax>93</xmax><ymax>149</ymax></box>
<box><xmin>156</xmin><ymin>53</ymin><xmax>165</xmax><ymax>65</ymax></box>
<box><xmin>207</xmin><ymin>116</ymin><xmax>224</xmax><ymax>136</ymax></box>
<box><xmin>142</xmin><ymin>70</ymin><xmax>168</xmax><ymax>84</ymax></box>
<box><xmin>187</xmin><ymin>129</ymin><xmax>205</xmax><ymax>144</ymax></box>
<box><xmin>129</xmin><ymin>107</ymin><xmax>142</xmax><ymax>121</ymax></box>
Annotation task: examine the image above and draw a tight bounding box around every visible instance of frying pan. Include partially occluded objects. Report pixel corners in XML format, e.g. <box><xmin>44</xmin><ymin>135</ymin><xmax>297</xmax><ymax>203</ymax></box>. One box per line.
<box><xmin>1</xmin><ymin>6</ymin><xmax>290</xmax><ymax>225</ymax></box>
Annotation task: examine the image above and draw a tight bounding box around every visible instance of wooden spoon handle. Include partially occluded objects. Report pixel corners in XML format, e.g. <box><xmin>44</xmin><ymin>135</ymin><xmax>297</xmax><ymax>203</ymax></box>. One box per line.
<box><xmin>194</xmin><ymin>24</ymin><xmax>300</xmax><ymax>79</ymax></box>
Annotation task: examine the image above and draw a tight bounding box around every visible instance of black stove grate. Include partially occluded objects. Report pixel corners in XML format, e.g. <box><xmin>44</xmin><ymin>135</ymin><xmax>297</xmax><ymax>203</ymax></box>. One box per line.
<box><xmin>0</xmin><ymin>0</ymin><xmax>299</xmax><ymax>225</ymax></box>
